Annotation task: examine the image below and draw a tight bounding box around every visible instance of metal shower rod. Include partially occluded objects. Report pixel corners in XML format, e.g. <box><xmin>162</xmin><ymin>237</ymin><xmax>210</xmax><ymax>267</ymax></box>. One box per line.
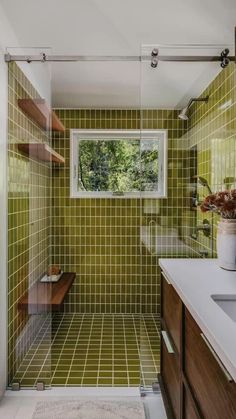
<box><xmin>4</xmin><ymin>53</ymin><xmax>236</xmax><ymax>64</ymax></box>
<box><xmin>4</xmin><ymin>54</ymin><xmax>140</xmax><ymax>62</ymax></box>
<box><xmin>4</xmin><ymin>28</ymin><xmax>236</xmax><ymax>66</ymax></box>
<box><xmin>4</xmin><ymin>28</ymin><xmax>236</xmax><ymax>65</ymax></box>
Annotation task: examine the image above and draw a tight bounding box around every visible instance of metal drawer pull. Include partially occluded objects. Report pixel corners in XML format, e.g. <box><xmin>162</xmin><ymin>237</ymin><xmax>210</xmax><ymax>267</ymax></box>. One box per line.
<box><xmin>162</xmin><ymin>271</ymin><xmax>171</xmax><ymax>285</ymax></box>
<box><xmin>200</xmin><ymin>333</ymin><xmax>233</xmax><ymax>382</ymax></box>
<box><xmin>161</xmin><ymin>331</ymin><xmax>175</xmax><ymax>354</ymax></box>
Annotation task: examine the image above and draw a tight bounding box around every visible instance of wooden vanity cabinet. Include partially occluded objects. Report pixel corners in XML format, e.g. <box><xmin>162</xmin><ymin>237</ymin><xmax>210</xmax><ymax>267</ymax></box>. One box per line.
<box><xmin>161</xmin><ymin>272</ymin><xmax>182</xmax><ymax>353</ymax></box>
<box><xmin>182</xmin><ymin>384</ymin><xmax>200</xmax><ymax>419</ymax></box>
<box><xmin>161</xmin><ymin>330</ymin><xmax>181</xmax><ymax>419</ymax></box>
<box><xmin>160</xmin><ymin>272</ymin><xmax>182</xmax><ymax>419</ymax></box>
<box><xmin>160</xmin><ymin>271</ymin><xmax>236</xmax><ymax>419</ymax></box>
<box><xmin>184</xmin><ymin>309</ymin><xmax>236</xmax><ymax>419</ymax></box>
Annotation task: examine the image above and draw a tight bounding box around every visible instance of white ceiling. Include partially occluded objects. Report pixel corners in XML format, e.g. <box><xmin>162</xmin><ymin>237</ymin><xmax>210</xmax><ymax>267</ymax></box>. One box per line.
<box><xmin>2</xmin><ymin>0</ymin><xmax>236</xmax><ymax>108</ymax></box>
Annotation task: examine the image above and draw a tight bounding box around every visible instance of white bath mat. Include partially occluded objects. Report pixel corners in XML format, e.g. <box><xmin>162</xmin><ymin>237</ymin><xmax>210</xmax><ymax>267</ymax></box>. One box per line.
<box><xmin>32</xmin><ymin>398</ymin><xmax>145</xmax><ymax>419</ymax></box>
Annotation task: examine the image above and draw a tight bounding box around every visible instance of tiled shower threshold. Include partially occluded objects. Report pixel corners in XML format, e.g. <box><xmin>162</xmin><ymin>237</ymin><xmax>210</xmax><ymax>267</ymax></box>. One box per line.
<box><xmin>11</xmin><ymin>314</ymin><xmax>160</xmax><ymax>388</ymax></box>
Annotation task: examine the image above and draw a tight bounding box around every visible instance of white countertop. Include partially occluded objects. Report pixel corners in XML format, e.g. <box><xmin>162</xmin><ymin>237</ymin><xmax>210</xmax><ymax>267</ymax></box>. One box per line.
<box><xmin>159</xmin><ymin>259</ymin><xmax>236</xmax><ymax>381</ymax></box>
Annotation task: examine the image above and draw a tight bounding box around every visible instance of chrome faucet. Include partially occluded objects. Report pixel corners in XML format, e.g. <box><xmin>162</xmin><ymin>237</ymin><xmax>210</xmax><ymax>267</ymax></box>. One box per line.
<box><xmin>195</xmin><ymin>222</ymin><xmax>211</xmax><ymax>233</ymax></box>
<box><xmin>191</xmin><ymin>219</ymin><xmax>211</xmax><ymax>239</ymax></box>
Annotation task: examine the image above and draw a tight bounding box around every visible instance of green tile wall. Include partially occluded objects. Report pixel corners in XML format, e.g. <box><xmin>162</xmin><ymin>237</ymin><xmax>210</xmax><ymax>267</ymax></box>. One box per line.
<box><xmin>187</xmin><ymin>63</ymin><xmax>236</xmax><ymax>254</ymax></box>
<box><xmin>52</xmin><ymin>109</ymin><xmax>188</xmax><ymax>314</ymax></box>
<box><xmin>8</xmin><ymin>62</ymin><xmax>51</xmax><ymax>384</ymax></box>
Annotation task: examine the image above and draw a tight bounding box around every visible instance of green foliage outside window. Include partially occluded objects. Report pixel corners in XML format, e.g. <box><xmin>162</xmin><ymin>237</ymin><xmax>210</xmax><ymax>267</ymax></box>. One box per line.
<box><xmin>78</xmin><ymin>139</ymin><xmax>158</xmax><ymax>193</ymax></box>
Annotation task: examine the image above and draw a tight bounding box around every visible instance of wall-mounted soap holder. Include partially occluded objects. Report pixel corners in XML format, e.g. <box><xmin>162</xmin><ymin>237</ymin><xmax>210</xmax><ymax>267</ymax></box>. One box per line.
<box><xmin>40</xmin><ymin>271</ymin><xmax>63</xmax><ymax>283</ymax></box>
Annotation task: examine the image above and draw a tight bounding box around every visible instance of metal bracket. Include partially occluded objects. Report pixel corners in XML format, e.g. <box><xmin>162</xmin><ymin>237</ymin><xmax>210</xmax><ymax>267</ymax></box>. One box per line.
<box><xmin>11</xmin><ymin>381</ymin><xmax>20</xmax><ymax>391</ymax></box>
<box><xmin>140</xmin><ymin>382</ymin><xmax>160</xmax><ymax>397</ymax></box>
<box><xmin>151</xmin><ymin>48</ymin><xmax>158</xmax><ymax>68</ymax></box>
<box><xmin>140</xmin><ymin>386</ymin><xmax>146</xmax><ymax>397</ymax></box>
<box><xmin>220</xmin><ymin>48</ymin><xmax>230</xmax><ymax>68</ymax></box>
<box><xmin>40</xmin><ymin>53</ymin><xmax>46</xmax><ymax>63</ymax></box>
<box><xmin>112</xmin><ymin>191</ymin><xmax>124</xmax><ymax>196</ymax></box>
<box><xmin>4</xmin><ymin>53</ymin><xmax>11</xmax><ymax>63</ymax></box>
<box><xmin>36</xmin><ymin>381</ymin><xmax>45</xmax><ymax>391</ymax></box>
<box><xmin>152</xmin><ymin>381</ymin><xmax>160</xmax><ymax>393</ymax></box>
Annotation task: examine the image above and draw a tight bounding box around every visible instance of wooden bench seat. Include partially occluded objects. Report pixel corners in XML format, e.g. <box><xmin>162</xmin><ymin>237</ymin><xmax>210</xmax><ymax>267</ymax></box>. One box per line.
<box><xmin>18</xmin><ymin>272</ymin><xmax>76</xmax><ymax>314</ymax></box>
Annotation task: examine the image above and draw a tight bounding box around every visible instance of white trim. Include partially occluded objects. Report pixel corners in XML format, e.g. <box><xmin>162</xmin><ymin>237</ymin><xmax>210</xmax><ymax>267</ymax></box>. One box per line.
<box><xmin>4</xmin><ymin>387</ymin><xmax>140</xmax><ymax>397</ymax></box>
<box><xmin>70</xmin><ymin>129</ymin><xmax>168</xmax><ymax>199</ymax></box>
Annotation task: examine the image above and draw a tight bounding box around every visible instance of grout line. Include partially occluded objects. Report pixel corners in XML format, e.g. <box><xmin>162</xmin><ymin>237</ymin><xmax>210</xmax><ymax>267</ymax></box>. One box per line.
<box><xmin>51</xmin><ymin>313</ymin><xmax>74</xmax><ymax>383</ymax></box>
<box><xmin>122</xmin><ymin>315</ymin><xmax>130</xmax><ymax>386</ymax></box>
<box><xmin>96</xmin><ymin>314</ymin><xmax>104</xmax><ymax>386</ymax></box>
<box><xmin>112</xmin><ymin>315</ymin><xmax>114</xmax><ymax>387</ymax></box>
<box><xmin>49</xmin><ymin>313</ymin><xmax>66</xmax><ymax>381</ymax></box>
<box><xmin>81</xmin><ymin>314</ymin><xmax>95</xmax><ymax>386</ymax></box>
<box><xmin>66</xmin><ymin>313</ymin><xmax>85</xmax><ymax>385</ymax></box>
<box><xmin>133</xmin><ymin>315</ymin><xmax>142</xmax><ymax>387</ymax></box>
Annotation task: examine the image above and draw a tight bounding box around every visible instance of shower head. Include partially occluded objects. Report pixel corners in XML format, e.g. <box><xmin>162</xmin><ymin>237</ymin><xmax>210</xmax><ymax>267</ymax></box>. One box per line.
<box><xmin>193</xmin><ymin>175</ymin><xmax>212</xmax><ymax>194</ymax></box>
<box><xmin>178</xmin><ymin>106</ymin><xmax>189</xmax><ymax>120</ymax></box>
<box><xmin>178</xmin><ymin>96</ymin><xmax>209</xmax><ymax>120</ymax></box>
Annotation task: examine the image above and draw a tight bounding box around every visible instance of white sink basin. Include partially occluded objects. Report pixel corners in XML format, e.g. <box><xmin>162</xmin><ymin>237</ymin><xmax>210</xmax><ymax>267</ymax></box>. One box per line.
<box><xmin>211</xmin><ymin>294</ymin><xmax>236</xmax><ymax>322</ymax></box>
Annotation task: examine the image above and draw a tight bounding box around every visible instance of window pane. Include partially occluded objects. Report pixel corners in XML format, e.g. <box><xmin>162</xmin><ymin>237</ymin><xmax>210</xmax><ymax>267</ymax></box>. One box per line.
<box><xmin>140</xmin><ymin>139</ymin><xmax>159</xmax><ymax>192</ymax></box>
<box><xmin>74</xmin><ymin>133</ymin><xmax>163</xmax><ymax>197</ymax></box>
<box><xmin>78</xmin><ymin>139</ymin><xmax>141</xmax><ymax>192</ymax></box>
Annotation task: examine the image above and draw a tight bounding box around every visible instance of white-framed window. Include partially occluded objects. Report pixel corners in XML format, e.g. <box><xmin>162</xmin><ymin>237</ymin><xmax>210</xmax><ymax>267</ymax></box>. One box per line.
<box><xmin>70</xmin><ymin>129</ymin><xmax>168</xmax><ymax>198</ymax></box>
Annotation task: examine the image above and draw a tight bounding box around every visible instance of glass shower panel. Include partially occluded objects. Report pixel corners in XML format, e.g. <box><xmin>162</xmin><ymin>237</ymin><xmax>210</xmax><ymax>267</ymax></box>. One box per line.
<box><xmin>50</xmin><ymin>60</ymin><xmax>142</xmax><ymax>387</ymax></box>
<box><xmin>139</xmin><ymin>44</ymin><xmax>235</xmax><ymax>391</ymax></box>
<box><xmin>7</xmin><ymin>48</ymin><xmax>52</xmax><ymax>388</ymax></box>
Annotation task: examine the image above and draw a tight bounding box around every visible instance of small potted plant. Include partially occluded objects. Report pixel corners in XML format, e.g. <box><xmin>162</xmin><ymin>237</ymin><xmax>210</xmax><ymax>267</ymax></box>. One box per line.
<box><xmin>200</xmin><ymin>189</ymin><xmax>236</xmax><ymax>270</ymax></box>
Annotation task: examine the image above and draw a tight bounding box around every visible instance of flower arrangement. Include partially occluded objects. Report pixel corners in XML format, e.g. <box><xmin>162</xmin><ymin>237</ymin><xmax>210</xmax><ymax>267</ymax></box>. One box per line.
<box><xmin>200</xmin><ymin>189</ymin><xmax>236</xmax><ymax>219</ymax></box>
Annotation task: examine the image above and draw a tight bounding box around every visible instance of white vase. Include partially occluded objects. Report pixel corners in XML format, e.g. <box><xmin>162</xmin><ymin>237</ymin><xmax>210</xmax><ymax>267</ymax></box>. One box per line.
<box><xmin>217</xmin><ymin>219</ymin><xmax>236</xmax><ymax>271</ymax></box>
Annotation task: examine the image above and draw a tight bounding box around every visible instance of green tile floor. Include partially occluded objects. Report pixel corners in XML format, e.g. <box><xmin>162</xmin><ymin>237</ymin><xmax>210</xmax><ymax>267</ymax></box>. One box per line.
<box><xmin>11</xmin><ymin>314</ymin><xmax>160</xmax><ymax>388</ymax></box>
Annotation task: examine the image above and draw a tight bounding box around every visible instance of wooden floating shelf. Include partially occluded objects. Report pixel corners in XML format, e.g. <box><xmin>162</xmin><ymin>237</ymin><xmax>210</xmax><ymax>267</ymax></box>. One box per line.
<box><xmin>18</xmin><ymin>98</ymin><xmax>65</xmax><ymax>132</ymax></box>
<box><xmin>18</xmin><ymin>272</ymin><xmax>76</xmax><ymax>314</ymax></box>
<box><xmin>18</xmin><ymin>143</ymin><xmax>65</xmax><ymax>164</ymax></box>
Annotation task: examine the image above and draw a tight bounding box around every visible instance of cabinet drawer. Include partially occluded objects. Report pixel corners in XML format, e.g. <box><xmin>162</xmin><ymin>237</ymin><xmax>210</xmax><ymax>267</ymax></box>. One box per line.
<box><xmin>184</xmin><ymin>309</ymin><xmax>236</xmax><ymax>419</ymax></box>
<box><xmin>161</xmin><ymin>272</ymin><xmax>182</xmax><ymax>354</ymax></box>
<box><xmin>161</xmin><ymin>329</ymin><xmax>181</xmax><ymax>419</ymax></box>
<box><xmin>183</xmin><ymin>384</ymin><xmax>200</xmax><ymax>419</ymax></box>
